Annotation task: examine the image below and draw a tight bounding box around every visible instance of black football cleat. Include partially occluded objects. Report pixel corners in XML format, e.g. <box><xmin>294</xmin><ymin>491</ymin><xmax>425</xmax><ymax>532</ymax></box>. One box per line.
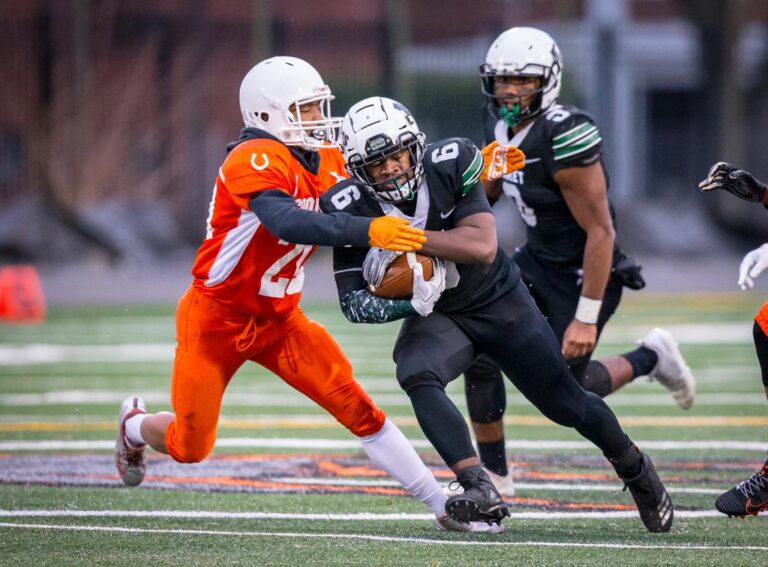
<box><xmin>715</xmin><ymin>457</ymin><xmax>768</xmax><ymax>517</ymax></box>
<box><xmin>445</xmin><ymin>466</ymin><xmax>510</xmax><ymax>525</ymax></box>
<box><xmin>613</xmin><ymin>447</ymin><xmax>673</xmax><ymax>533</ymax></box>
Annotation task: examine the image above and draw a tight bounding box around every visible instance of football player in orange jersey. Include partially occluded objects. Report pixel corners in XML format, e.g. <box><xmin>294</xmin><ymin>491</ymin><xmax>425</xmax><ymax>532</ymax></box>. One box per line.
<box><xmin>113</xmin><ymin>56</ymin><xmax>495</xmax><ymax>532</ymax></box>
<box><xmin>700</xmin><ymin>162</ymin><xmax>768</xmax><ymax>517</ymax></box>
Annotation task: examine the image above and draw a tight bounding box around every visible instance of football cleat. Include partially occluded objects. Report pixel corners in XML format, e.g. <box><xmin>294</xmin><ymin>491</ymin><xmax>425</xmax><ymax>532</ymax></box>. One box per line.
<box><xmin>715</xmin><ymin>457</ymin><xmax>768</xmax><ymax>517</ymax></box>
<box><xmin>444</xmin><ymin>466</ymin><xmax>516</xmax><ymax>498</ymax></box>
<box><xmin>615</xmin><ymin>448</ymin><xmax>674</xmax><ymax>533</ymax></box>
<box><xmin>445</xmin><ymin>466</ymin><xmax>510</xmax><ymax>525</ymax></box>
<box><xmin>641</xmin><ymin>328</ymin><xmax>696</xmax><ymax>410</ymax></box>
<box><xmin>435</xmin><ymin>513</ymin><xmax>505</xmax><ymax>533</ymax></box>
<box><xmin>115</xmin><ymin>396</ymin><xmax>147</xmax><ymax>487</ymax></box>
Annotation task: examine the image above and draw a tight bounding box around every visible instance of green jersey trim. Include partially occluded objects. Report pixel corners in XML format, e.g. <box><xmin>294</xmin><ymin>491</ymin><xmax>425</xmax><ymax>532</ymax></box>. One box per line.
<box><xmin>552</xmin><ymin>122</ymin><xmax>595</xmax><ymax>147</ymax></box>
<box><xmin>461</xmin><ymin>148</ymin><xmax>483</xmax><ymax>194</ymax></box>
<box><xmin>553</xmin><ymin>130</ymin><xmax>602</xmax><ymax>161</ymax></box>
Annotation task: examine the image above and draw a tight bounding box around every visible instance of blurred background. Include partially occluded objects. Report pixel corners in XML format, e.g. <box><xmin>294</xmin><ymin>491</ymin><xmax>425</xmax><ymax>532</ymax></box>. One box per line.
<box><xmin>2</xmin><ymin>0</ymin><xmax>768</xmax><ymax>305</ymax></box>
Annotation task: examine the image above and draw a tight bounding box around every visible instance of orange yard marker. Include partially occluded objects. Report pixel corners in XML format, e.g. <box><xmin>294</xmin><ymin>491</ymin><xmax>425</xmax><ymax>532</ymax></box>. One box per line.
<box><xmin>0</xmin><ymin>264</ymin><xmax>46</xmax><ymax>323</ymax></box>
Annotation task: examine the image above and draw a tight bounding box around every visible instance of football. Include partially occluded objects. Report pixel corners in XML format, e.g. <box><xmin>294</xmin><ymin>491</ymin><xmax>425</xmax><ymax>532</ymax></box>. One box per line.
<box><xmin>368</xmin><ymin>253</ymin><xmax>434</xmax><ymax>299</ymax></box>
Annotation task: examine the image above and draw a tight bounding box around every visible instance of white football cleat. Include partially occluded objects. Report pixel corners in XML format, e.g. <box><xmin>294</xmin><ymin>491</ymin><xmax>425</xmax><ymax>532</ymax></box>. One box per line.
<box><xmin>444</xmin><ymin>466</ymin><xmax>516</xmax><ymax>497</ymax></box>
<box><xmin>435</xmin><ymin>513</ymin><xmax>505</xmax><ymax>533</ymax></box>
<box><xmin>640</xmin><ymin>328</ymin><xmax>696</xmax><ymax>410</ymax></box>
<box><xmin>115</xmin><ymin>396</ymin><xmax>147</xmax><ymax>487</ymax></box>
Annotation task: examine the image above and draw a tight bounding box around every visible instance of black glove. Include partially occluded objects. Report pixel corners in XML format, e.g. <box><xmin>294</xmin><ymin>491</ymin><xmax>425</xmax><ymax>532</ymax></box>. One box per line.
<box><xmin>699</xmin><ymin>161</ymin><xmax>767</xmax><ymax>203</ymax></box>
<box><xmin>612</xmin><ymin>254</ymin><xmax>645</xmax><ymax>290</ymax></box>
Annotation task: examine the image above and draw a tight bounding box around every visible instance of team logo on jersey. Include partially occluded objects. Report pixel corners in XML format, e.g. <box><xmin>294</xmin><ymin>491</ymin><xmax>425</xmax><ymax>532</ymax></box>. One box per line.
<box><xmin>250</xmin><ymin>153</ymin><xmax>270</xmax><ymax>171</ymax></box>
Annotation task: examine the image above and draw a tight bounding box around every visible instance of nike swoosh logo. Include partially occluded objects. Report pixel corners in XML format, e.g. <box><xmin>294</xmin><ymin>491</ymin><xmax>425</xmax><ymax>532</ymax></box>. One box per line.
<box><xmin>440</xmin><ymin>206</ymin><xmax>455</xmax><ymax>219</ymax></box>
<box><xmin>525</xmin><ymin>157</ymin><xmax>541</xmax><ymax>164</ymax></box>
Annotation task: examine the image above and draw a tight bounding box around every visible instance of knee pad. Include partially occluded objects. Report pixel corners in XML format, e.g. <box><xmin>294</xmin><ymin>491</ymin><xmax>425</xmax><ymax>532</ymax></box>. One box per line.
<box><xmin>580</xmin><ymin>360</ymin><xmax>612</xmax><ymax>398</ymax></box>
<box><xmin>464</xmin><ymin>361</ymin><xmax>506</xmax><ymax>423</ymax></box>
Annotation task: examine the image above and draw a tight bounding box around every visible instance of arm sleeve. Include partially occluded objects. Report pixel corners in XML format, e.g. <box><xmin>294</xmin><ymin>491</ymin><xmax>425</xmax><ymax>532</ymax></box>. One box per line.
<box><xmin>249</xmin><ymin>190</ymin><xmax>371</xmax><ymax>247</ymax></box>
<box><xmin>333</xmin><ymin>248</ymin><xmax>417</xmax><ymax>323</ymax></box>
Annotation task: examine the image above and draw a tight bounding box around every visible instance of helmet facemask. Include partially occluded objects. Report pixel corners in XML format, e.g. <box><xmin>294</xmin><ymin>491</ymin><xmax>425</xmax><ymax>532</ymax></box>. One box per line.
<box><xmin>256</xmin><ymin>86</ymin><xmax>342</xmax><ymax>150</ymax></box>
<box><xmin>346</xmin><ymin>131</ymin><xmax>427</xmax><ymax>205</ymax></box>
<box><xmin>480</xmin><ymin>65</ymin><xmax>554</xmax><ymax>128</ymax></box>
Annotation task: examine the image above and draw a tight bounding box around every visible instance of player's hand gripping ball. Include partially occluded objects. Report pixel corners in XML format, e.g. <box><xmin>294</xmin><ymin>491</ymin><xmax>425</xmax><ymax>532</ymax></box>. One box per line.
<box><xmin>367</xmin><ymin>252</ymin><xmax>435</xmax><ymax>299</ymax></box>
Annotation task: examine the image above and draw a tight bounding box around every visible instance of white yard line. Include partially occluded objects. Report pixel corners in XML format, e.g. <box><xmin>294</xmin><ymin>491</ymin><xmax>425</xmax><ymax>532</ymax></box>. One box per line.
<box><xmin>268</xmin><ymin>478</ymin><xmax>725</xmax><ymax>495</ymax></box>
<box><xmin>0</xmin><ymin>322</ymin><xmax>753</xmax><ymax>365</ymax></box>
<box><xmin>1</xmin><ymin>438</ymin><xmax>765</xmax><ymax>452</ymax></box>
<box><xmin>0</xmin><ymin>509</ymin><xmax>727</xmax><ymax>520</ymax></box>
<box><xmin>1</xmin><ymin>520</ymin><xmax>766</xmax><ymax>551</ymax></box>
<box><xmin>1</xmin><ymin>390</ymin><xmax>766</xmax><ymax>407</ymax></box>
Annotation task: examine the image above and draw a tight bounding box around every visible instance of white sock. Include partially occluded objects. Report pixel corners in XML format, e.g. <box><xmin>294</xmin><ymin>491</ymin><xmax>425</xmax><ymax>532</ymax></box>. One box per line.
<box><xmin>124</xmin><ymin>414</ymin><xmax>147</xmax><ymax>447</ymax></box>
<box><xmin>359</xmin><ymin>418</ymin><xmax>447</xmax><ymax>517</ymax></box>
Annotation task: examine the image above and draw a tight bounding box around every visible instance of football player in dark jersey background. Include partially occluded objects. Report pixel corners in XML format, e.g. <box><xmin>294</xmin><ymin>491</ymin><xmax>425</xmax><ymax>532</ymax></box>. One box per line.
<box><xmin>320</xmin><ymin>95</ymin><xmax>674</xmax><ymax>532</ymax></box>
<box><xmin>700</xmin><ymin>162</ymin><xmax>768</xmax><ymax>517</ymax></box>
<box><xmin>459</xmin><ymin>27</ymin><xmax>697</xmax><ymax>496</ymax></box>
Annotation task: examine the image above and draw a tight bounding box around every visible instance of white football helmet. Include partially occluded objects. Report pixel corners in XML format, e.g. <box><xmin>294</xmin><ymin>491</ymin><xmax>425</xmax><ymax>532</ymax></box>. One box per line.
<box><xmin>480</xmin><ymin>27</ymin><xmax>562</xmax><ymax>127</ymax></box>
<box><xmin>341</xmin><ymin>97</ymin><xmax>427</xmax><ymax>204</ymax></box>
<box><xmin>239</xmin><ymin>56</ymin><xmax>341</xmax><ymax>150</ymax></box>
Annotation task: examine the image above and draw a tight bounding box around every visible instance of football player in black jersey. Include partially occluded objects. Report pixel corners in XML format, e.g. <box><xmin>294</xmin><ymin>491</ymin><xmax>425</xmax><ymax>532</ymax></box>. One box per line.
<box><xmin>320</xmin><ymin>95</ymin><xmax>674</xmax><ymax>532</ymax></box>
<box><xmin>700</xmin><ymin>162</ymin><xmax>768</xmax><ymax>517</ymax></box>
<box><xmin>460</xmin><ymin>27</ymin><xmax>697</xmax><ymax>496</ymax></box>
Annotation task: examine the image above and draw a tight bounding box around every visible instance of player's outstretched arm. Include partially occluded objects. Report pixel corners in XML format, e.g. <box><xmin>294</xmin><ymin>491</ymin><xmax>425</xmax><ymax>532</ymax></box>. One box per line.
<box><xmin>699</xmin><ymin>162</ymin><xmax>768</xmax><ymax>204</ymax></box>
<box><xmin>249</xmin><ymin>191</ymin><xmax>425</xmax><ymax>251</ymax></box>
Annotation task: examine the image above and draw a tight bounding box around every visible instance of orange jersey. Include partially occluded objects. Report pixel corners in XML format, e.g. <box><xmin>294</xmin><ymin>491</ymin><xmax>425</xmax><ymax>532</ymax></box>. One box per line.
<box><xmin>191</xmin><ymin>138</ymin><xmax>347</xmax><ymax>318</ymax></box>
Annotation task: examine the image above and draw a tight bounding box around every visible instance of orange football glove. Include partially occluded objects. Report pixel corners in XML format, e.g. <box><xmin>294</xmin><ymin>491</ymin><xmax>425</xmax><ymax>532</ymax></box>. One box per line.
<box><xmin>481</xmin><ymin>141</ymin><xmax>526</xmax><ymax>182</ymax></box>
<box><xmin>368</xmin><ymin>216</ymin><xmax>426</xmax><ymax>252</ymax></box>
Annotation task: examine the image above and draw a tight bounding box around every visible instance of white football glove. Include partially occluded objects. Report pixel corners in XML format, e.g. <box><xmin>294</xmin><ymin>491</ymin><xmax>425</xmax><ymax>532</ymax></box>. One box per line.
<box><xmin>738</xmin><ymin>243</ymin><xmax>768</xmax><ymax>290</ymax></box>
<box><xmin>363</xmin><ymin>247</ymin><xmax>401</xmax><ymax>288</ymax></box>
<box><xmin>410</xmin><ymin>256</ymin><xmax>446</xmax><ymax>316</ymax></box>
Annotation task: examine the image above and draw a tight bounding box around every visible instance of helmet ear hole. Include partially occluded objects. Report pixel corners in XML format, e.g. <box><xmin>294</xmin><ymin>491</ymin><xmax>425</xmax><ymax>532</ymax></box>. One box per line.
<box><xmin>259</xmin><ymin>112</ymin><xmax>269</xmax><ymax>122</ymax></box>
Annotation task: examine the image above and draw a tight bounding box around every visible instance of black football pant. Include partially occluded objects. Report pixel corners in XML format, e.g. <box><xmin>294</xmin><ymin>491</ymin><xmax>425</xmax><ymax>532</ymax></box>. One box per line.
<box><xmin>393</xmin><ymin>275</ymin><xmax>632</xmax><ymax>468</ymax></box>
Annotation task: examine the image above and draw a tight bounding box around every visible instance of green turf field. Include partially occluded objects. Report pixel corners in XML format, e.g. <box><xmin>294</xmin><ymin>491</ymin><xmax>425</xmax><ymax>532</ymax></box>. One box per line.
<box><xmin>1</xmin><ymin>293</ymin><xmax>767</xmax><ymax>565</ymax></box>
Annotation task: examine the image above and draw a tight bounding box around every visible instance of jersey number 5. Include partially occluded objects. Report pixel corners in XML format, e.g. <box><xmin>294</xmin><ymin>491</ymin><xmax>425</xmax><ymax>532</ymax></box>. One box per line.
<box><xmin>259</xmin><ymin>241</ymin><xmax>313</xmax><ymax>298</ymax></box>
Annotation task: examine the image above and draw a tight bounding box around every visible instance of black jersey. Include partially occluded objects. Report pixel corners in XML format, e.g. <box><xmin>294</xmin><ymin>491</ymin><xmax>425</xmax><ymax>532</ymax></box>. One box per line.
<box><xmin>483</xmin><ymin>103</ymin><xmax>620</xmax><ymax>267</ymax></box>
<box><xmin>320</xmin><ymin>137</ymin><xmax>519</xmax><ymax>313</ymax></box>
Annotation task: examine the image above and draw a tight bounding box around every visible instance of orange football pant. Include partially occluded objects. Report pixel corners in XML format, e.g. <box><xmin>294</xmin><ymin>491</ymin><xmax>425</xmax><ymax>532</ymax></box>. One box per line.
<box><xmin>755</xmin><ymin>301</ymin><xmax>768</xmax><ymax>336</ymax></box>
<box><xmin>165</xmin><ymin>286</ymin><xmax>386</xmax><ymax>463</ymax></box>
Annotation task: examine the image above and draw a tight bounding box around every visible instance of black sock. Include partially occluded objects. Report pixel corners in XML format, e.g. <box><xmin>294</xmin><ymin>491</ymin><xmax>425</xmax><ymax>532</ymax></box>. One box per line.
<box><xmin>477</xmin><ymin>439</ymin><xmax>508</xmax><ymax>476</ymax></box>
<box><xmin>623</xmin><ymin>346</ymin><xmax>659</xmax><ymax>379</ymax></box>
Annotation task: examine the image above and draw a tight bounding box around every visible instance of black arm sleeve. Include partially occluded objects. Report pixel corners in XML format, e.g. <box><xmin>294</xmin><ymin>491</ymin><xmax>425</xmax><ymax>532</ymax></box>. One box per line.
<box><xmin>249</xmin><ymin>190</ymin><xmax>371</xmax><ymax>247</ymax></box>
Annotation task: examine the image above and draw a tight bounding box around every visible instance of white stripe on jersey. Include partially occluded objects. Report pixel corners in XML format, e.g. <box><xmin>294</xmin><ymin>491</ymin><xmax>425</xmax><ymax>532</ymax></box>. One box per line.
<box><xmin>205</xmin><ymin>210</ymin><xmax>262</xmax><ymax>287</ymax></box>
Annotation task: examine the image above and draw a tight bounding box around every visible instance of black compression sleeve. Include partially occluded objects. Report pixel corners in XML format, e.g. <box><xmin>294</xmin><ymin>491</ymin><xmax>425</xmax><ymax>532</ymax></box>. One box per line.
<box><xmin>249</xmin><ymin>190</ymin><xmax>371</xmax><ymax>247</ymax></box>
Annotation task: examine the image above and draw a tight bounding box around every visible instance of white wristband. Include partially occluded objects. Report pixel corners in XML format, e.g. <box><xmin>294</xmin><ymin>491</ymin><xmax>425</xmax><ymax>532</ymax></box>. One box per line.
<box><xmin>574</xmin><ymin>296</ymin><xmax>602</xmax><ymax>325</ymax></box>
